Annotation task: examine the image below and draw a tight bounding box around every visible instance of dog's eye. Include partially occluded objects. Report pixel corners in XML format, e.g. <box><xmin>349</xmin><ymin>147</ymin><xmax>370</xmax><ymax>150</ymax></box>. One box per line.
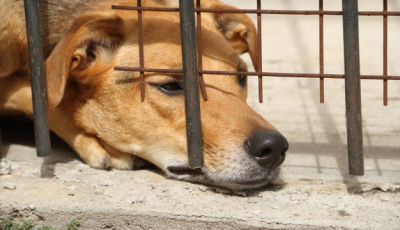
<box><xmin>237</xmin><ymin>62</ymin><xmax>248</xmax><ymax>88</ymax></box>
<box><xmin>237</xmin><ymin>75</ymin><xmax>247</xmax><ymax>88</ymax></box>
<box><xmin>158</xmin><ymin>81</ymin><xmax>184</xmax><ymax>95</ymax></box>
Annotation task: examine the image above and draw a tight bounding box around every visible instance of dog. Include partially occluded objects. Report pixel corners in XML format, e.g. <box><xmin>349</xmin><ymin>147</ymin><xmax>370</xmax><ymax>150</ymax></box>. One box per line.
<box><xmin>0</xmin><ymin>0</ymin><xmax>288</xmax><ymax>190</ymax></box>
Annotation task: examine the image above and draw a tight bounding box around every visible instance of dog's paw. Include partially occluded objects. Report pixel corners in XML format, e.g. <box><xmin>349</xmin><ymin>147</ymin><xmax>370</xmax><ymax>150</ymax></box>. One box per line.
<box><xmin>109</xmin><ymin>154</ymin><xmax>151</xmax><ymax>170</ymax></box>
<box><xmin>100</xmin><ymin>140</ymin><xmax>137</xmax><ymax>170</ymax></box>
<box><xmin>72</xmin><ymin>134</ymin><xmax>140</xmax><ymax>170</ymax></box>
<box><xmin>109</xmin><ymin>154</ymin><xmax>135</xmax><ymax>170</ymax></box>
<box><xmin>86</xmin><ymin>151</ymin><xmax>134</xmax><ymax>170</ymax></box>
<box><xmin>86</xmin><ymin>153</ymin><xmax>113</xmax><ymax>170</ymax></box>
<box><xmin>72</xmin><ymin>133</ymin><xmax>114</xmax><ymax>170</ymax></box>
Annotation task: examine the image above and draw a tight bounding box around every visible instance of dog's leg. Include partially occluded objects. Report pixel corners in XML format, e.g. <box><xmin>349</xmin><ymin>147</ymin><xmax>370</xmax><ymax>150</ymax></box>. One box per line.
<box><xmin>72</xmin><ymin>133</ymin><xmax>146</xmax><ymax>170</ymax></box>
<box><xmin>48</xmin><ymin>108</ymin><xmax>137</xmax><ymax>170</ymax></box>
<box><xmin>72</xmin><ymin>133</ymin><xmax>113</xmax><ymax>169</ymax></box>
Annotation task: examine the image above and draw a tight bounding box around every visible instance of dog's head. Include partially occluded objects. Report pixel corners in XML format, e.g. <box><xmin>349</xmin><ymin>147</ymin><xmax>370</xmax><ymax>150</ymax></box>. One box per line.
<box><xmin>45</xmin><ymin>0</ymin><xmax>288</xmax><ymax>190</ymax></box>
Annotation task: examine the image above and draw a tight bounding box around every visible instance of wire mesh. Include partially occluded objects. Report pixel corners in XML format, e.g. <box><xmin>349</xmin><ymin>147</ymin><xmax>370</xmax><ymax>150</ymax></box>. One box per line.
<box><xmin>112</xmin><ymin>0</ymin><xmax>399</xmax><ymax>175</ymax></box>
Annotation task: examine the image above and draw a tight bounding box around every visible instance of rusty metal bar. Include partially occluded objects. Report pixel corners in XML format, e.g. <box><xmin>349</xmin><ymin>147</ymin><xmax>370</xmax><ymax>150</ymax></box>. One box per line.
<box><xmin>196</xmin><ymin>0</ymin><xmax>208</xmax><ymax>100</ymax></box>
<box><xmin>112</xmin><ymin>5</ymin><xmax>400</xmax><ymax>16</ymax></box>
<box><xmin>359</xmin><ymin>11</ymin><xmax>400</xmax><ymax>16</ymax></box>
<box><xmin>24</xmin><ymin>0</ymin><xmax>51</xmax><ymax>157</ymax></box>
<box><xmin>114</xmin><ymin>66</ymin><xmax>400</xmax><ymax>80</ymax></box>
<box><xmin>198</xmin><ymin>9</ymin><xmax>399</xmax><ymax>16</ymax></box>
<box><xmin>319</xmin><ymin>0</ymin><xmax>325</xmax><ymax>103</ymax></box>
<box><xmin>361</xmin><ymin>75</ymin><xmax>399</xmax><ymax>80</ymax></box>
<box><xmin>200</xmin><ymin>9</ymin><xmax>341</xmax><ymax>15</ymax></box>
<box><xmin>179</xmin><ymin>0</ymin><xmax>203</xmax><ymax>169</ymax></box>
<box><xmin>257</xmin><ymin>0</ymin><xmax>263</xmax><ymax>103</ymax></box>
<box><xmin>112</xmin><ymin>5</ymin><xmax>180</xmax><ymax>12</ymax></box>
<box><xmin>137</xmin><ymin>0</ymin><xmax>145</xmax><ymax>101</ymax></box>
<box><xmin>115</xmin><ymin>67</ymin><xmax>182</xmax><ymax>74</ymax></box>
<box><xmin>383</xmin><ymin>0</ymin><xmax>388</xmax><ymax>106</ymax></box>
<box><xmin>342</xmin><ymin>0</ymin><xmax>364</xmax><ymax>175</ymax></box>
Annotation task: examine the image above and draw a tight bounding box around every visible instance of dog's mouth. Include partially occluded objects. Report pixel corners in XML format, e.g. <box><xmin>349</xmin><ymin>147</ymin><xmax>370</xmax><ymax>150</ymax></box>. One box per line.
<box><xmin>165</xmin><ymin>163</ymin><xmax>280</xmax><ymax>191</ymax></box>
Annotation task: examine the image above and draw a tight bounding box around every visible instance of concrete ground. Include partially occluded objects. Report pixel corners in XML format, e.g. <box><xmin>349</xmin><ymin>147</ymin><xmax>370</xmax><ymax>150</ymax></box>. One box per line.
<box><xmin>1</xmin><ymin>0</ymin><xmax>399</xmax><ymax>229</ymax></box>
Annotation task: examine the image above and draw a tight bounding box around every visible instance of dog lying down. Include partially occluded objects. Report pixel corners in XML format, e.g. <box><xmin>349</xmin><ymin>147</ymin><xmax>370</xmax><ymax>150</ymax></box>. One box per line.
<box><xmin>0</xmin><ymin>0</ymin><xmax>288</xmax><ymax>190</ymax></box>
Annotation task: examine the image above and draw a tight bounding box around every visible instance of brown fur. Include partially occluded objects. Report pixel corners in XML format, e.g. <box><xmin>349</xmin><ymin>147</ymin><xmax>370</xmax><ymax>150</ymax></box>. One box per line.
<box><xmin>0</xmin><ymin>0</ymin><xmax>282</xmax><ymax>190</ymax></box>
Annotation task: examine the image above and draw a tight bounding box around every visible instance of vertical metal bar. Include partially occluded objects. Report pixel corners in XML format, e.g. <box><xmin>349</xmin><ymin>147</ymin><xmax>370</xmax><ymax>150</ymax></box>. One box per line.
<box><xmin>319</xmin><ymin>0</ymin><xmax>325</xmax><ymax>103</ymax></box>
<box><xmin>383</xmin><ymin>0</ymin><xmax>388</xmax><ymax>106</ymax></box>
<box><xmin>257</xmin><ymin>0</ymin><xmax>263</xmax><ymax>103</ymax></box>
<box><xmin>342</xmin><ymin>0</ymin><xmax>364</xmax><ymax>175</ymax></box>
<box><xmin>179</xmin><ymin>0</ymin><xmax>203</xmax><ymax>168</ymax></box>
<box><xmin>196</xmin><ymin>0</ymin><xmax>208</xmax><ymax>100</ymax></box>
<box><xmin>24</xmin><ymin>0</ymin><xmax>51</xmax><ymax>157</ymax></box>
<box><xmin>137</xmin><ymin>0</ymin><xmax>145</xmax><ymax>101</ymax></box>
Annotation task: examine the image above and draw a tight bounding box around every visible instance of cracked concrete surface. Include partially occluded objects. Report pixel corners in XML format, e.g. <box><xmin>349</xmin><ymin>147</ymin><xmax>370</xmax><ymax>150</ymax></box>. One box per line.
<box><xmin>1</xmin><ymin>0</ymin><xmax>399</xmax><ymax>229</ymax></box>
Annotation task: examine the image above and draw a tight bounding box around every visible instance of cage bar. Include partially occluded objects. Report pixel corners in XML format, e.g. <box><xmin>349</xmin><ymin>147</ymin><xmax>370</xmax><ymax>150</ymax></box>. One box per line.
<box><xmin>383</xmin><ymin>0</ymin><xmax>388</xmax><ymax>106</ymax></box>
<box><xmin>257</xmin><ymin>0</ymin><xmax>263</xmax><ymax>103</ymax></box>
<box><xmin>24</xmin><ymin>0</ymin><xmax>51</xmax><ymax>157</ymax></box>
<box><xmin>342</xmin><ymin>0</ymin><xmax>364</xmax><ymax>175</ymax></box>
<box><xmin>137</xmin><ymin>0</ymin><xmax>145</xmax><ymax>101</ymax></box>
<box><xmin>319</xmin><ymin>0</ymin><xmax>325</xmax><ymax>103</ymax></box>
<box><xmin>179</xmin><ymin>0</ymin><xmax>204</xmax><ymax>169</ymax></box>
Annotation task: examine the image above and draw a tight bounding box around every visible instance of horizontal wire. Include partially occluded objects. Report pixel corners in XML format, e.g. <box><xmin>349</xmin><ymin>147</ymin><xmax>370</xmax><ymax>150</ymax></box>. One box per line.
<box><xmin>114</xmin><ymin>67</ymin><xmax>400</xmax><ymax>80</ymax></box>
<box><xmin>112</xmin><ymin>5</ymin><xmax>400</xmax><ymax>16</ymax></box>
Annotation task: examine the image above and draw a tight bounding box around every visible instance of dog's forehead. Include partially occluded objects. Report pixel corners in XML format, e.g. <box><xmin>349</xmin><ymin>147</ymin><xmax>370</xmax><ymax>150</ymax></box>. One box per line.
<box><xmin>116</xmin><ymin>11</ymin><xmax>239</xmax><ymax>70</ymax></box>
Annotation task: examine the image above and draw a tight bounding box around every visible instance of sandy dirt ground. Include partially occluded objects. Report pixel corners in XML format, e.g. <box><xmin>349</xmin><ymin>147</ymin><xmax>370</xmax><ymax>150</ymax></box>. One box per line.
<box><xmin>1</xmin><ymin>0</ymin><xmax>399</xmax><ymax>229</ymax></box>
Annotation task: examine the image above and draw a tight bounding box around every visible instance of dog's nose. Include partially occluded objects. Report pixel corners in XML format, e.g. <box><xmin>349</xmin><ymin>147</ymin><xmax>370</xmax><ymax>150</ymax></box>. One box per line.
<box><xmin>244</xmin><ymin>130</ymin><xmax>289</xmax><ymax>168</ymax></box>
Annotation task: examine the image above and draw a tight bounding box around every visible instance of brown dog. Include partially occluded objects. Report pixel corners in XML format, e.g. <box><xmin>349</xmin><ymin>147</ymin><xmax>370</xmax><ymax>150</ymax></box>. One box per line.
<box><xmin>0</xmin><ymin>0</ymin><xmax>288</xmax><ymax>190</ymax></box>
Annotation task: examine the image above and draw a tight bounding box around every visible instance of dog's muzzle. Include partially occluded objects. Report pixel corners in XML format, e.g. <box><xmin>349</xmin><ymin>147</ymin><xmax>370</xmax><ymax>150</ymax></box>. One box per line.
<box><xmin>165</xmin><ymin>129</ymin><xmax>289</xmax><ymax>190</ymax></box>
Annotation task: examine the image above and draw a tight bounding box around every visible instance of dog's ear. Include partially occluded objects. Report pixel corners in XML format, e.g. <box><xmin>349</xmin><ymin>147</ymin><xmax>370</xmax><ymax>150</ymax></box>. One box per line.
<box><xmin>202</xmin><ymin>1</ymin><xmax>259</xmax><ymax>70</ymax></box>
<box><xmin>45</xmin><ymin>14</ymin><xmax>124</xmax><ymax>108</ymax></box>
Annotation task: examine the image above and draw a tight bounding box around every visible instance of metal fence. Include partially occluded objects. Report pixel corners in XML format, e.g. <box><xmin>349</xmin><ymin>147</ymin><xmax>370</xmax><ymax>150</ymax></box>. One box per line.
<box><xmin>1</xmin><ymin>0</ymin><xmax>399</xmax><ymax>176</ymax></box>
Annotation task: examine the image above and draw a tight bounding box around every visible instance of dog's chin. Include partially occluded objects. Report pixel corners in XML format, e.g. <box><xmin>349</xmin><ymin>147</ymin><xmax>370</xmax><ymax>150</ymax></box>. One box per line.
<box><xmin>165</xmin><ymin>164</ymin><xmax>281</xmax><ymax>191</ymax></box>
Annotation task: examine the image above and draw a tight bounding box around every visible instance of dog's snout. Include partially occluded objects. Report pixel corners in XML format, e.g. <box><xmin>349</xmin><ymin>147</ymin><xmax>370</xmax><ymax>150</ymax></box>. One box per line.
<box><xmin>245</xmin><ymin>130</ymin><xmax>289</xmax><ymax>167</ymax></box>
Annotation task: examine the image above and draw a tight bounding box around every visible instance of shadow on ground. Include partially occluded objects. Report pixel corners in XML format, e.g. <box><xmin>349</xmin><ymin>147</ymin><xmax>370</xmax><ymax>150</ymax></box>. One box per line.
<box><xmin>1</xmin><ymin>117</ymin><xmax>398</xmax><ymax>195</ymax></box>
<box><xmin>0</xmin><ymin>118</ymin><xmax>78</xmax><ymax>177</ymax></box>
